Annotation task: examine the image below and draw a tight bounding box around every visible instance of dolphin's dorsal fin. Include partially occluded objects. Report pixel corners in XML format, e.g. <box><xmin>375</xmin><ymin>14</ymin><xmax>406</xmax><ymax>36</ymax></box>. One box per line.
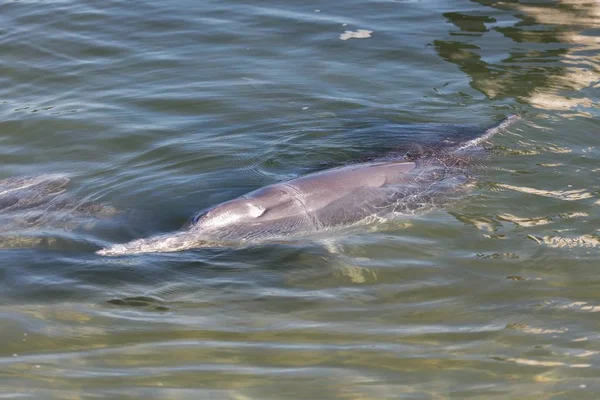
<box><xmin>452</xmin><ymin>114</ymin><xmax>520</xmax><ymax>154</ymax></box>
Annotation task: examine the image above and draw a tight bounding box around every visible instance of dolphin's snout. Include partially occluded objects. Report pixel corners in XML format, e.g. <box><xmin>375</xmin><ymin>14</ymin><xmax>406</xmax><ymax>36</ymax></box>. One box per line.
<box><xmin>96</xmin><ymin>231</ymin><xmax>204</xmax><ymax>256</ymax></box>
<box><xmin>96</xmin><ymin>244</ymin><xmax>128</xmax><ymax>256</ymax></box>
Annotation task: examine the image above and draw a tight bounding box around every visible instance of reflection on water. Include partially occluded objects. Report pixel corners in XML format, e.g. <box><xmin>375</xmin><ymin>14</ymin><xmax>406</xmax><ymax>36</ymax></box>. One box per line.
<box><xmin>436</xmin><ymin>0</ymin><xmax>599</xmax><ymax>117</ymax></box>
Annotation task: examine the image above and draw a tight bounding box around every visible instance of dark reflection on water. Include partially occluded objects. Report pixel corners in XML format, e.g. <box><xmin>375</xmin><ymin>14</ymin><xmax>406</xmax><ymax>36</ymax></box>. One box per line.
<box><xmin>436</xmin><ymin>0</ymin><xmax>599</xmax><ymax>118</ymax></box>
<box><xmin>1</xmin><ymin>0</ymin><xmax>600</xmax><ymax>398</ymax></box>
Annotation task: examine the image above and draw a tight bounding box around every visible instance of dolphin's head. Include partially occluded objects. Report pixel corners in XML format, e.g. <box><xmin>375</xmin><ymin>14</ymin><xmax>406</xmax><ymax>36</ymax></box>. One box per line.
<box><xmin>95</xmin><ymin>201</ymin><xmax>258</xmax><ymax>255</ymax></box>
<box><xmin>96</xmin><ymin>231</ymin><xmax>209</xmax><ymax>256</ymax></box>
<box><xmin>97</xmin><ymin>185</ymin><xmax>297</xmax><ymax>256</ymax></box>
<box><xmin>191</xmin><ymin>185</ymin><xmax>297</xmax><ymax>230</ymax></box>
<box><xmin>192</xmin><ymin>197</ymin><xmax>266</xmax><ymax>230</ymax></box>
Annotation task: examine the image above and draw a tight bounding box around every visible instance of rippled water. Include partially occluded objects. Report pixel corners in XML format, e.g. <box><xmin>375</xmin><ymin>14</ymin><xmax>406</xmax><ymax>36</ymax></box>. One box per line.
<box><xmin>1</xmin><ymin>0</ymin><xmax>600</xmax><ymax>398</ymax></box>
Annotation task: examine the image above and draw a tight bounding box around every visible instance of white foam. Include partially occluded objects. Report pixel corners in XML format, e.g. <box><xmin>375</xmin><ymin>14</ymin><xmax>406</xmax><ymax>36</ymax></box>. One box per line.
<box><xmin>339</xmin><ymin>29</ymin><xmax>373</xmax><ymax>41</ymax></box>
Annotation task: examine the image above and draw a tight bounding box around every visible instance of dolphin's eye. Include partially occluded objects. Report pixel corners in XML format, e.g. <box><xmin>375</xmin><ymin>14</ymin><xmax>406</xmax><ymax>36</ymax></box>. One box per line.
<box><xmin>192</xmin><ymin>211</ymin><xmax>209</xmax><ymax>224</ymax></box>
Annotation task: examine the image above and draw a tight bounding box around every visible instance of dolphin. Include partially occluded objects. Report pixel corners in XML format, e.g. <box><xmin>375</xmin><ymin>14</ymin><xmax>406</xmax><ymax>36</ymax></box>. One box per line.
<box><xmin>97</xmin><ymin>115</ymin><xmax>520</xmax><ymax>256</ymax></box>
<box><xmin>0</xmin><ymin>174</ymin><xmax>117</xmax><ymax>252</ymax></box>
<box><xmin>0</xmin><ymin>174</ymin><xmax>70</xmax><ymax>211</ymax></box>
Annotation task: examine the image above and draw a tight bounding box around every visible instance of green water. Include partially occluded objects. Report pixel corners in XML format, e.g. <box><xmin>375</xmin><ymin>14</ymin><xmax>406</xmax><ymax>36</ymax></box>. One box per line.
<box><xmin>1</xmin><ymin>0</ymin><xmax>599</xmax><ymax>398</ymax></box>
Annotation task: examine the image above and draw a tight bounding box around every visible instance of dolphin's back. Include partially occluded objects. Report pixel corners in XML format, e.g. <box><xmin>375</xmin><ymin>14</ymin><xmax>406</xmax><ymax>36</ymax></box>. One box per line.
<box><xmin>0</xmin><ymin>174</ymin><xmax>70</xmax><ymax>211</ymax></box>
<box><xmin>284</xmin><ymin>161</ymin><xmax>417</xmax><ymax>213</ymax></box>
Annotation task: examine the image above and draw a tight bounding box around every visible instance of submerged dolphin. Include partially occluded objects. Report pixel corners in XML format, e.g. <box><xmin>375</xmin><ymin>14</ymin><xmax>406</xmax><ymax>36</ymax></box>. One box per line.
<box><xmin>97</xmin><ymin>115</ymin><xmax>520</xmax><ymax>256</ymax></box>
<box><xmin>0</xmin><ymin>174</ymin><xmax>119</xmax><ymax>250</ymax></box>
<box><xmin>0</xmin><ymin>174</ymin><xmax>70</xmax><ymax>212</ymax></box>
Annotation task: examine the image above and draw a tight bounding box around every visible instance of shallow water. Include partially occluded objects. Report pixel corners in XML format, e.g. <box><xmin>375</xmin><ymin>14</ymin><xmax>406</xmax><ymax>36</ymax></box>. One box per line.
<box><xmin>1</xmin><ymin>0</ymin><xmax>600</xmax><ymax>398</ymax></box>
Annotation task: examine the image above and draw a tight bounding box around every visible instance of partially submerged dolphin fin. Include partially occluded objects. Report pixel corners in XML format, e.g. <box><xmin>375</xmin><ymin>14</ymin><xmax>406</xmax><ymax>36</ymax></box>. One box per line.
<box><xmin>452</xmin><ymin>114</ymin><xmax>520</xmax><ymax>153</ymax></box>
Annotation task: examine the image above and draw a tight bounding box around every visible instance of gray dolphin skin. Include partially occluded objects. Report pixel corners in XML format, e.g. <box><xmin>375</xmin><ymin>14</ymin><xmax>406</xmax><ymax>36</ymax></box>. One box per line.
<box><xmin>97</xmin><ymin>115</ymin><xmax>520</xmax><ymax>256</ymax></box>
<box><xmin>0</xmin><ymin>174</ymin><xmax>116</xmax><ymax>241</ymax></box>
<box><xmin>0</xmin><ymin>174</ymin><xmax>70</xmax><ymax>212</ymax></box>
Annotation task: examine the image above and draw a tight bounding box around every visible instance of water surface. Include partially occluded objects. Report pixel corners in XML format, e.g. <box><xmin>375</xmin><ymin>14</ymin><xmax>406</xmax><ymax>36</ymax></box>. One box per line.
<box><xmin>1</xmin><ymin>0</ymin><xmax>600</xmax><ymax>398</ymax></box>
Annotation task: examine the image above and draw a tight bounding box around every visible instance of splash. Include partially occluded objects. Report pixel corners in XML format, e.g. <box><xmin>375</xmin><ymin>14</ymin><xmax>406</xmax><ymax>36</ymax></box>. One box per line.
<box><xmin>339</xmin><ymin>29</ymin><xmax>373</xmax><ymax>40</ymax></box>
